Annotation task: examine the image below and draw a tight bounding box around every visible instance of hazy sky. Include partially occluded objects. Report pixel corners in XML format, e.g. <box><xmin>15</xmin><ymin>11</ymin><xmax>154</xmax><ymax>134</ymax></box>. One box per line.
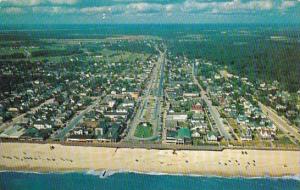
<box><xmin>0</xmin><ymin>0</ymin><xmax>299</xmax><ymax>24</ymax></box>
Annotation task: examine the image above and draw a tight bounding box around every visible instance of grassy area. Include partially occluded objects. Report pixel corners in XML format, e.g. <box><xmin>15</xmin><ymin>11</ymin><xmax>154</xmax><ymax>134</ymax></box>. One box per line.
<box><xmin>192</xmin><ymin>138</ymin><xmax>205</xmax><ymax>146</ymax></box>
<box><xmin>134</xmin><ymin>122</ymin><xmax>153</xmax><ymax>138</ymax></box>
<box><xmin>274</xmin><ymin>136</ymin><xmax>296</xmax><ymax>148</ymax></box>
<box><xmin>276</xmin><ymin>129</ymin><xmax>285</xmax><ymax>135</ymax></box>
<box><xmin>249</xmin><ymin>140</ymin><xmax>271</xmax><ymax>147</ymax></box>
<box><xmin>227</xmin><ymin>118</ymin><xmax>242</xmax><ymax>140</ymax></box>
<box><xmin>93</xmin><ymin>49</ymin><xmax>150</xmax><ymax>63</ymax></box>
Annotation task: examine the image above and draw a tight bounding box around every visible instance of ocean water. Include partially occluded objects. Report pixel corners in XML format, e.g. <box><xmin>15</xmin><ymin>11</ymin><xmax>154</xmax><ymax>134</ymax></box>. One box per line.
<box><xmin>0</xmin><ymin>171</ymin><xmax>299</xmax><ymax>190</ymax></box>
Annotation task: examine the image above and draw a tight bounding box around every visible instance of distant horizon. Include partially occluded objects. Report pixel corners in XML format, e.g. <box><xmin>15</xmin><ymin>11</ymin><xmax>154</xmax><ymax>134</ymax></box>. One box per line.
<box><xmin>1</xmin><ymin>22</ymin><xmax>300</xmax><ymax>31</ymax></box>
<box><xmin>0</xmin><ymin>0</ymin><xmax>299</xmax><ymax>25</ymax></box>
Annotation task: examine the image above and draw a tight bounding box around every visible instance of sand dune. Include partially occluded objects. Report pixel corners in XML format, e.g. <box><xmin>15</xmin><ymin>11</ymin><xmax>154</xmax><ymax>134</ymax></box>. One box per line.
<box><xmin>0</xmin><ymin>143</ymin><xmax>299</xmax><ymax>177</ymax></box>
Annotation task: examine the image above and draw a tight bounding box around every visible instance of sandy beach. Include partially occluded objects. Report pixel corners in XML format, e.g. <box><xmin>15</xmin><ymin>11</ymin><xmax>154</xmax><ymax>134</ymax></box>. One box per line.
<box><xmin>0</xmin><ymin>142</ymin><xmax>299</xmax><ymax>177</ymax></box>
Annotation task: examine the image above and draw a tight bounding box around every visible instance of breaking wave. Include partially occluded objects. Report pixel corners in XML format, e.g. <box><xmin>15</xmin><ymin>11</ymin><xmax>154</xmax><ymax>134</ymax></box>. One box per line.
<box><xmin>82</xmin><ymin>170</ymin><xmax>300</xmax><ymax>181</ymax></box>
<box><xmin>1</xmin><ymin>170</ymin><xmax>299</xmax><ymax>181</ymax></box>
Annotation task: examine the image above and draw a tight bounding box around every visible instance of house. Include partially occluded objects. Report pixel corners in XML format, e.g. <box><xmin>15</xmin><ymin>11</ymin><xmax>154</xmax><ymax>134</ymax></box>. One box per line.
<box><xmin>7</xmin><ymin>107</ymin><xmax>18</xmax><ymax>116</ymax></box>
<box><xmin>120</xmin><ymin>100</ymin><xmax>135</xmax><ymax>108</ymax></box>
<box><xmin>108</xmin><ymin>100</ymin><xmax>116</xmax><ymax>108</ymax></box>
<box><xmin>165</xmin><ymin>127</ymin><xmax>192</xmax><ymax>144</ymax></box>
<box><xmin>191</xmin><ymin>121</ymin><xmax>207</xmax><ymax>133</ymax></box>
<box><xmin>95</xmin><ymin>121</ymin><xmax>108</xmax><ymax>136</ymax></box>
<box><xmin>191</xmin><ymin>103</ymin><xmax>203</xmax><ymax>113</ymax></box>
<box><xmin>241</xmin><ymin>128</ymin><xmax>252</xmax><ymax>141</ymax></box>
<box><xmin>66</xmin><ymin>125</ymin><xmax>95</xmax><ymax>142</ymax></box>
<box><xmin>95</xmin><ymin>123</ymin><xmax>123</xmax><ymax>142</ymax></box>
<box><xmin>176</xmin><ymin>127</ymin><xmax>192</xmax><ymax>144</ymax></box>
<box><xmin>72</xmin><ymin>128</ymin><xmax>89</xmax><ymax>135</ymax></box>
<box><xmin>260</xmin><ymin>129</ymin><xmax>273</xmax><ymax>140</ymax></box>
<box><xmin>183</xmin><ymin>92</ymin><xmax>199</xmax><ymax>97</ymax></box>
<box><xmin>191</xmin><ymin>131</ymin><xmax>201</xmax><ymax>138</ymax></box>
<box><xmin>104</xmin><ymin>112</ymin><xmax>128</xmax><ymax>121</ymax></box>
<box><xmin>129</xmin><ymin>92</ymin><xmax>139</xmax><ymax>100</ymax></box>
<box><xmin>165</xmin><ymin>130</ymin><xmax>177</xmax><ymax>144</ymax></box>
<box><xmin>207</xmin><ymin>131</ymin><xmax>218</xmax><ymax>141</ymax></box>
<box><xmin>54</xmin><ymin>118</ymin><xmax>63</xmax><ymax>128</ymax></box>
<box><xmin>191</xmin><ymin>113</ymin><xmax>205</xmax><ymax>123</ymax></box>
<box><xmin>237</xmin><ymin>115</ymin><xmax>248</xmax><ymax>125</ymax></box>
<box><xmin>8</xmin><ymin>107</ymin><xmax>18</xmax><ymax>113</ymax></box>
<box><xmin>33</xmin><ymin>123</ymin><xmax>48</xmax><ymax>130</ymax></box>
<box><xmin>167</xmin><ymin>113</ymin><xmax>188</xmax><ymax>121</ymax></box>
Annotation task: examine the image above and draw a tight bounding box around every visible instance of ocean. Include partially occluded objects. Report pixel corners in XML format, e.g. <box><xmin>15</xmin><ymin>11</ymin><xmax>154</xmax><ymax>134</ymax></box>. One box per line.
<box><xmin>0</xmin><ymin>171</ymin><xmax>299</xmax><ymax>190</ymax></box>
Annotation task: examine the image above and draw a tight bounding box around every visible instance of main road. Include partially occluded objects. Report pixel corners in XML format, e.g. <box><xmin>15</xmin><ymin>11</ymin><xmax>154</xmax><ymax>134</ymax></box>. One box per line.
<box><xmin>259</xmin><ymin>102</ymin><xmax>300</xmax><ymax>143</ymax></box>
<box><xmin>125</xmin><ymin>48</ymin><xmax>165</xmax><ymax>141</ymax></box>
<box><xmin>191</xmin><ymin>64</ymin><xmax>233</xmax><ymax>140</ymax></box>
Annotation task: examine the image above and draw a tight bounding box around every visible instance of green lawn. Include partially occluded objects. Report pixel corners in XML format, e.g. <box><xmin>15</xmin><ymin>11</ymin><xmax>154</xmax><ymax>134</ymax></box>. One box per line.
<box><xmin>274</xmin><ymin>136</ymin><xmax>295</xmax><ymax>146</ymax></box>
<box><xmin>134</xmin><ymin>123</ymin><xmax>153</xmax><ymax>138</ymax></box>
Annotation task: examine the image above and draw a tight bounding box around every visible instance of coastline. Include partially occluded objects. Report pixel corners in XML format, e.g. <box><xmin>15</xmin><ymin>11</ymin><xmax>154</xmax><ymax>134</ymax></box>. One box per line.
<box><xmin>1</xmin><ymin>170</ymin><xmax>299</xmax><ymax>190</ymax></box>
<box><xmin>1</xmin><ymin>142</ymin><xmax>300</xmax><ymax>177</ymax></box>
<box><xmin>1</xmin><ymin>169</ymin><xmax>300</xmax><ymax>180</ymax></box>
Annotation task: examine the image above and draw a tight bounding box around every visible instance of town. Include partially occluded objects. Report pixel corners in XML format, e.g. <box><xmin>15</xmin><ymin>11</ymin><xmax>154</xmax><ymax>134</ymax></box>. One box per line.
<box><xmin>1</xmin><ymin>35</ymin><xmax>300</xmax><ymax>150</ymax></box>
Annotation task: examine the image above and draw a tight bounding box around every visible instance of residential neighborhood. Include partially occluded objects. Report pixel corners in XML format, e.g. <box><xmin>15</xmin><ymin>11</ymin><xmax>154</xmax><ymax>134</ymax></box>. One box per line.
<box><xmin>1</xmin><ymin>37</ymin><xmax>300</xmax><ymax>149</ymax></box>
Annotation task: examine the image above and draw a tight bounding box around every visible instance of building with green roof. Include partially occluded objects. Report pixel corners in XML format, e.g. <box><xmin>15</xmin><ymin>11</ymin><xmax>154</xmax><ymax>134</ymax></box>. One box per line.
<box><xmin>177</xmin><ymin>127</ymin><xmax>192</xmax><ymax>144</ymax></box>
<box><xmin>166</xmin><ymin>127</ymin><xmax>192</xmax><ymax>144</ymax></box>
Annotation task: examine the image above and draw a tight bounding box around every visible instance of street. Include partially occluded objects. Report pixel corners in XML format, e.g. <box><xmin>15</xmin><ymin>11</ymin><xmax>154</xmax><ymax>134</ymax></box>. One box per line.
<box><xmin>0</xmin><ymin>98</ymin><xmax>55</xmax><ymax>132</ymax></box>
<box><xmin>125</xmin><ymin>48</ymin><xmax>165</xmax><ymax>141</ymax></box>
<box><xmin>52</xmin><ymin>96</ymin><xmax>104</xmax><ymax>141</ymax></box>
<box><xmin>259</xmin><ymin>102</ymin><xmax>300</xmax><ymax>143</ymax></box>
<box><xmin>191</xmin><ymin>65</ymin><xmax>233</xmax><ymax>140</ymax></box>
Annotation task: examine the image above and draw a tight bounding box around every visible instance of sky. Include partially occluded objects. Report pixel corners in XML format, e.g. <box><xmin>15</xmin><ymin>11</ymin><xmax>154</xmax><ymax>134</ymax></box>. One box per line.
<box><xmin>0</xmin><ymin>0</ymin><xmax>299</xmax><ymax>24</ymax></box>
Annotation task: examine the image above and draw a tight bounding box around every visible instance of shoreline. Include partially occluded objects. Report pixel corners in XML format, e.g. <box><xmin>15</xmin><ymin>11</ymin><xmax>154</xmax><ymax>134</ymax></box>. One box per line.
<box><xmin>1</xmin><ymin>169</ymin><xmax>300</xmax><ymax>181</ymax></box>
<box><xmin>1</xmin><ymin>143</ymin><xmax>300</xmax><ymax>177</ymax></box>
